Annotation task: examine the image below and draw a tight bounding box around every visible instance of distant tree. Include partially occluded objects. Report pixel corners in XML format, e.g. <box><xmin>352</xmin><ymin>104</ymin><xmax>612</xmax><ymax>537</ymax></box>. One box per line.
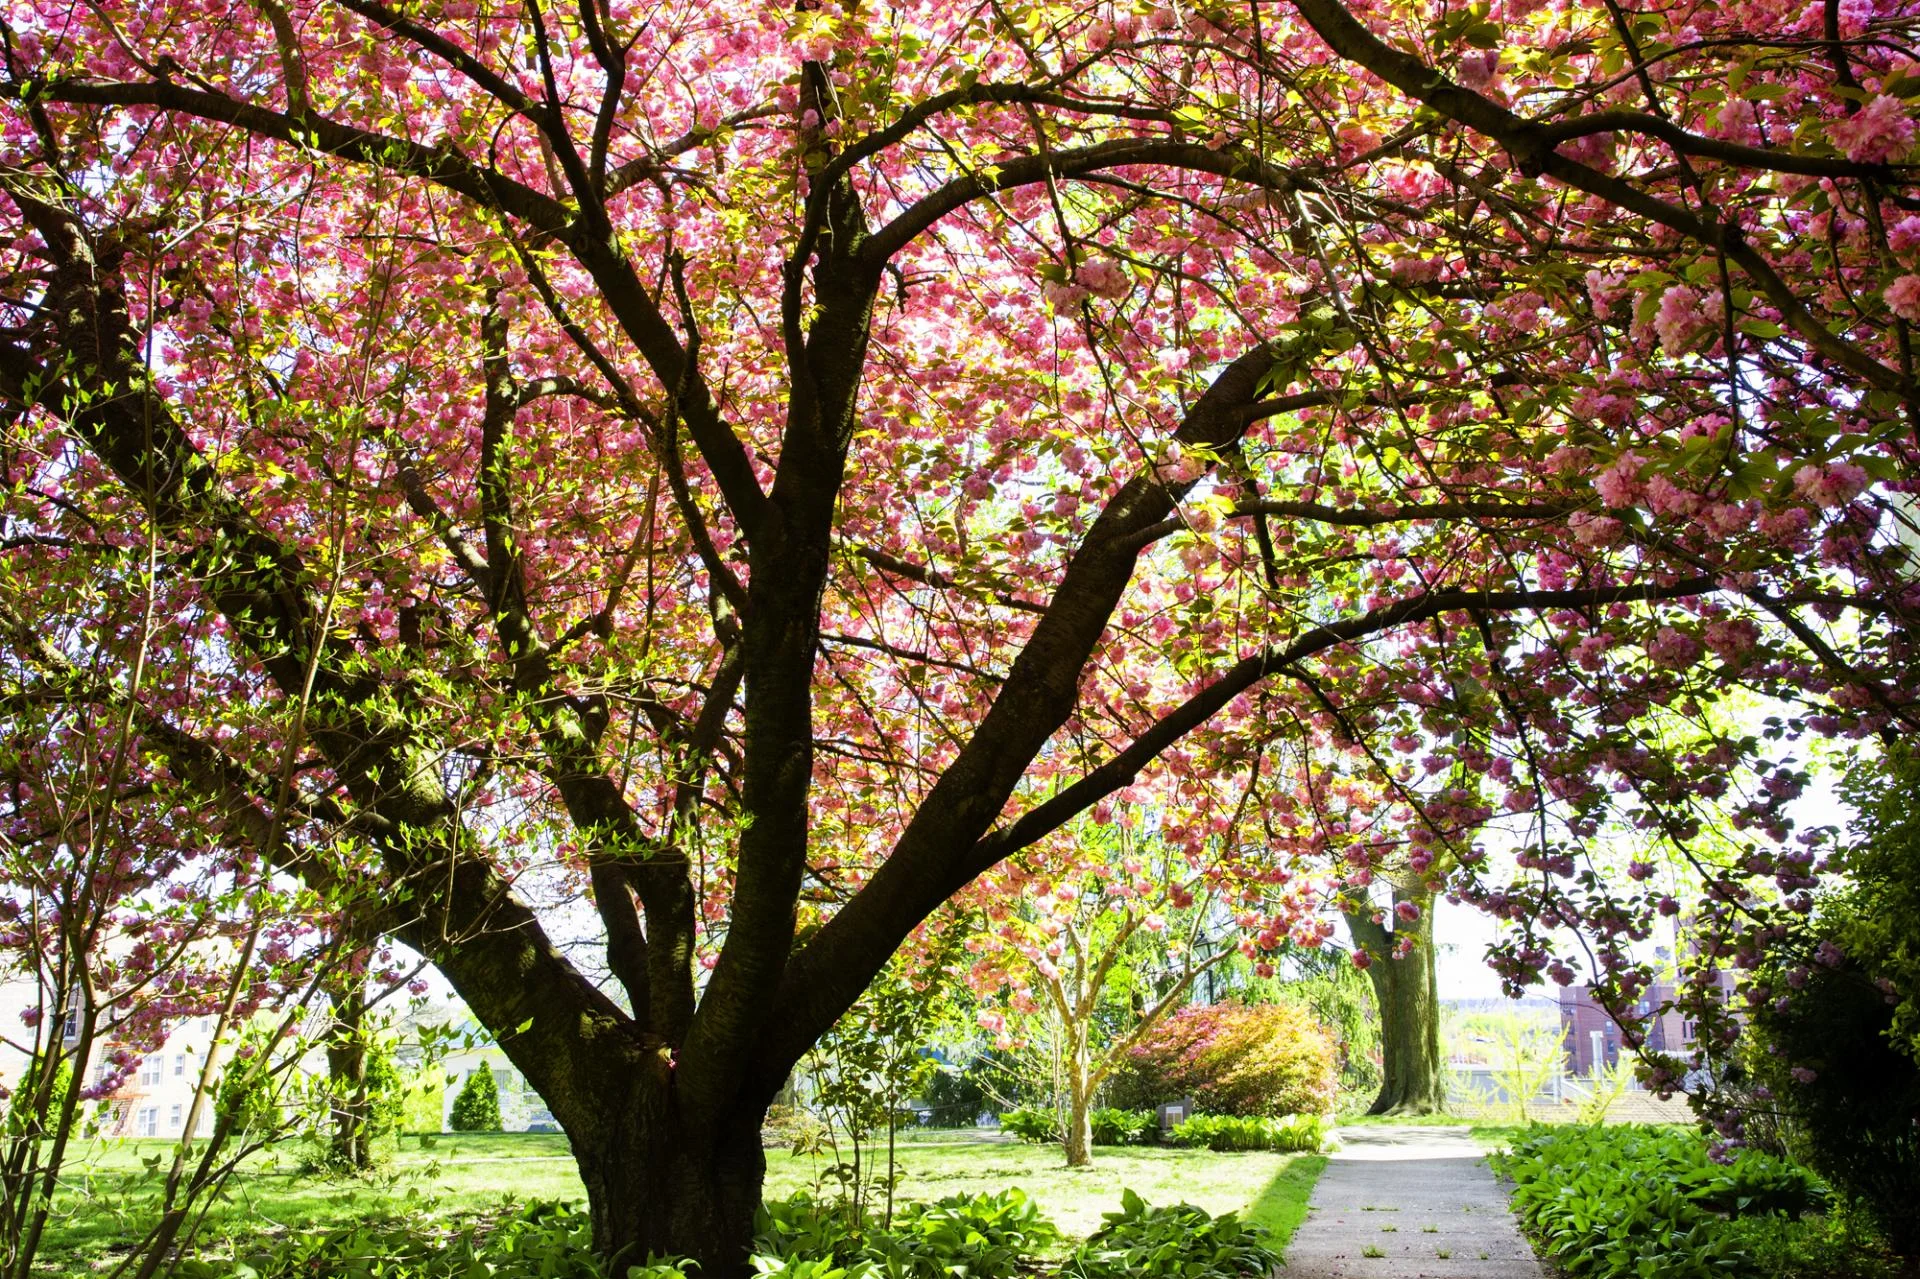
<box><xmin>449</xmin><ymin>1069</ymin><xmax>502</xmax><ymax>1133</ymax></box>
<box><xmin>398</xmin><ymin>1067</ymin><xmax>449</xmax><ymax>1136</ymax></box>
<box><xmin>1344</xmin><ymin>881</ymin><xmax>1444</xmax><ymax>1116</ymax></box>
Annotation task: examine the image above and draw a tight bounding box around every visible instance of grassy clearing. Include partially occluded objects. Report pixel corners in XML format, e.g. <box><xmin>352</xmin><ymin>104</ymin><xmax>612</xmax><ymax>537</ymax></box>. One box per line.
<box><xmin>37</xmin><ymin>1132</ymin><xmax>583</xmax><ymax>1274</ymax></box>
<box><xmin>39</xmin><ymin>1130</ymin><xmax>1325</xmax><ymax>1274</ymax></box>
<box><xmin>767</xmin><ymin>1135</ymin><xmax>1325</xmax><ymax>1242</ymax></box>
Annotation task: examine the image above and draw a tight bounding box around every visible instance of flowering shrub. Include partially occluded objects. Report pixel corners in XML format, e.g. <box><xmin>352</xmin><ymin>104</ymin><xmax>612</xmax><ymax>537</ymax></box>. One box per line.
<box><xmin>1106</xmin><ymin>1003</ymin><xmax>1336</xmax><ymax>1118</ymax></box>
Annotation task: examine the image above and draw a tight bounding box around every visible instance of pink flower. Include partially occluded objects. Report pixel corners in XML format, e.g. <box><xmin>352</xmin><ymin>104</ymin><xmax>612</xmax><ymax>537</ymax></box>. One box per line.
<box><xmin>1886</xmin><ymin>274</ymin><xmax>1920</xmax><ymax>321</ymax></box>
<box><xmin>1394</xmin><ymin>900</ymin><xmax>1421</xmax><ymax>923</ymax></box>
<box><xmin>1073</xmin><ymin>259</ymin><xmax>1130</xmax><ymax>300</ymax></box>
<box><xmin>1759</xmin><ymin>505</ymin><xmax>1813</xmax><ymax>545</ymax></box>
<box><xmin>1391</xmin><ymin>255</ymin><xmax>1445</xmax><ymax>284</ymax></box>
<box><xmin>1703</xmin><ymin>618</ymin><xmax>1760</xmax><ymax>660</ymax></box>
<box><xmin>1830</xmin><ymin>94</ymin><xmax>1915</xmax><ymax>163</ymax></box>
<box><xmin>1790</xmin><ymin>1065</ymin><xmax>1818</xmax><ymax>1084</ymax></box>
<box><xmin>1586</xmin><ymin>270</ymin><xmax>1630</xmax><ymax>313</ymax></box>
<box><xmin>1644</xmin><ymin>474</ymin><xmax>1701</xmax><ymax>518</ymax></box>
<box><xmin>1892</xmin><ymin>216</ymin><xmax>1920</xmax><ymax>257</ymax></box>
<box><xmin>1042</xmin><ymin>280</ymin><xmax>1088</xmax><ymax>310</ymax></box>
<box><xmin>1593</xmin><ymin>450</ymin><xmax>1646</xmax><ymax>507</ymax></box>
<box><xmin>1793</xmin><ymin>461</ymin><xmax>1870</xmax><ymax>508</ymax></box>
<box><xmin>1653</xmin><ymin>285</ymin><xmax>1722</xmax><ymax>354</ymax></box>
<box><xmin>1570</xmin><ymin>512</ymin><xmax>1625</xmax><ymax>547</ymax></box>
<box><xmin>1456</xmin><ymin>50</ymin><xmax>1501</xmax><ymax>90</ymax></box>
<box><xmin>1699</xmin><ymin>501</ymin><xmax>1754</xmax><ymax>536</ymax></box>
<box><xmin>1646</xmin><ymin>626</ymin><xmax>1703</xmax><ymax>670</ymax></box>
<box><xmin>1351</xmin><ymin>950</ymin><xmax>1373</xmax><ymax>970</ymax></box>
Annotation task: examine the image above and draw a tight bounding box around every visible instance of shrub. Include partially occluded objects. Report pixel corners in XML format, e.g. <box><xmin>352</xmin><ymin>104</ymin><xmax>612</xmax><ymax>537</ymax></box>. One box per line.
<box><xmin>4</xmin><ymin>1057</ymin><xmax>71</xmax><ymax>1137</ymax></box>
<box><xmin>1743</xmin><ymin>745</ymin><xmax>1920</xmax><ymax>1262</ymax></box>
<box><xmin>762</xmin><ymin>1103</ymin><xmax>832</xmax><ymax>1151</ymax></box>
<box><xmin>919</xmin><ymin>1049</ymin><xmax>1027</xmax><ymax>1127</ymax></box>
<box><xmin>398</xmin><ymin>1065</ymin><xmax>447</xmax><ymax>1134</ymax></box>
<box><xmin>1714</xmin><ymin>1215</ymin><xmax>1899</xmax><ymax>1279</ymax></box>
<box><xmin>996</xmin><ymin>1105</ymin><xmax>1057</xmax><ymax>1143</ymax></box>
<box><xmin>1089</xmin><ymin>1108</ymin><xmax>1154</xmax><ymax>1146</ymax></box>
<box><xmin>1066</xmin><ymin>1191</ymin><xmax>1279</xmax><ymax>1279</ymax></box>
<box><xmin>1495</xmin><ymin>1125</ymin><xmax>1826</xmax><ymax>1279</ymax></box>
<box><xmin>754</xmin><ymin>1192</ymin><xmax>862</xmax><ymax>1260</ymax></box>
<box><xmin>1106</xmin><ymin>1002</ymin><xmax>1337</xmax><ymax>1117</ymax></box>
<box><xmin>449</xmin><ymin>1067</ymin><xmax>502</xmax><ymax>1132</ymax></box>
<box><xmin>362</xmin><ymin>1040</ymin><xmax>407</xmax><ymax>1141</ymax></box>
<box><xmin>873</xmin><ymin>1190</ymin><xmax>1059</xmax><ymax>1279</ymax></box>
<box><xmin>1748</xmin><ymin>947</ymin><xmax>1920</xmax><ymax>1259</ymax></box>
<box><xmin>1168</xmin><ymin>1112</ymin><xmax>1325</xmax><ymax>1153</ymax></box>
<box><xmin>754</xmin><ymin>1190</ymin><xmax>1058</xmax><ymax>1279</ymax></box>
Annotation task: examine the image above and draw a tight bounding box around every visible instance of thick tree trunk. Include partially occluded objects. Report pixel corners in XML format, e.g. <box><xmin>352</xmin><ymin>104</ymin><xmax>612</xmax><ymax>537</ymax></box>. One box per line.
<box><xmin>1345</xmin><ymin>886</ymin><xmax>1445</xmax><ymax>1116</ymax></box>
<box><xmin>568</xmin><ymin>1098</ymin><xmax>767</xmax><ymax>1275</ymax></box>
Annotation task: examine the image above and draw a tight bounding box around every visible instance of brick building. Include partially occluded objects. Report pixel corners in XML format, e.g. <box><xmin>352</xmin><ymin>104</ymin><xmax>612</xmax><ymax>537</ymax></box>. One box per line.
<box><xmin>1557</xmin><ymin>972</ymin><xmax>1736</xmax><ymax>1076</ymax></box>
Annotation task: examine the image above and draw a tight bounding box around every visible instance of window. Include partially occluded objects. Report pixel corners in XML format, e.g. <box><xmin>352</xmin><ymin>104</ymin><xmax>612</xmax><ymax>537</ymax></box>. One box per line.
<box><xmin>173</xmin><ymin>1054</ymin><xmax>186</xmax><ymax>1078</ymax></box>
<box><xmin>57</xmin><ymin>991</ymin><xmax>82</xmax><ymax>1045</ymax></box>
<box><xmin>492</xmin><ymin>1068</ymin><xmax>512</xmax><ymax>1092</ymax></box>
<box><xmin>137</xmin><ymin>1107</ymin><xmax>158</xmax><ymax>1137</ymax></box>
<box><xmin>169</xmin><ymin>1104</ymin><xmax>182</xmax><ymax>1131</ymax></box>
<box><xmin>139</xmin><ymin>1057</ymin><xmax>162</xmax><ymax>1087</ymax></box>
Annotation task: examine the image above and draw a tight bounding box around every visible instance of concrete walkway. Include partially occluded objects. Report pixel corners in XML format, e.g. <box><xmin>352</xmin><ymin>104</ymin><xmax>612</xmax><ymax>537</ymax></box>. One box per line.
<box><xmin>1280</xmin><ymin>1126</ymin><xmax>1541</xmax><ymax>1278</ymax></box>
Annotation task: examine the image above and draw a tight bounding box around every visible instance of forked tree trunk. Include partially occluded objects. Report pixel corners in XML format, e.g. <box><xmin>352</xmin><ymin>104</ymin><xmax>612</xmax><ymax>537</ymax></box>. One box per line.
<box><xmin>1345</xmin><ymin>885</ymin><xmax>1445</xmax><ymax>1116</ymax></box>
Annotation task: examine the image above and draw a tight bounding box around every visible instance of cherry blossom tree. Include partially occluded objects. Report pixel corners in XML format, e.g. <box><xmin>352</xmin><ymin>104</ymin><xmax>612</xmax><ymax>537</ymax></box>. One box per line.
<box><xmin>0</xmin><ymin>0</ymin><xmax>1914</xmax><ymax>1268</ymax></box>
<box><xmin>963</xmin><ymin>812</ymin><xmax>1321</xmax><ymax>1165</ymax></box>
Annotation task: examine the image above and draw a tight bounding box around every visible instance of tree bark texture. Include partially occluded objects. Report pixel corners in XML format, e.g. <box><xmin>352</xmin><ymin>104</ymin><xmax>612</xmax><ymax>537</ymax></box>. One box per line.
<box><xmin>566</xmin><ymin>1092</ymin><xmax>767</xmax><ymax>1275</ymax></box>
<box><xmin>1345</xmin><ymin>885</ymin><xmax>1446</xmax><ymax>1116</ymax></box>
<box><xmin>1062</xmin><ymin>1075</ymin><xmax>1095</xmax><ymax>1168</ymax></box>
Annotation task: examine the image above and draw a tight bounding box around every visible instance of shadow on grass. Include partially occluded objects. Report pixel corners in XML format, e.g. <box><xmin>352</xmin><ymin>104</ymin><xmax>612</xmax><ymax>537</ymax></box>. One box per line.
<box><xmin>1245</xmin><ymin>1153</ymin><xmax>1329</xmax><ymax>1254</ymax></box>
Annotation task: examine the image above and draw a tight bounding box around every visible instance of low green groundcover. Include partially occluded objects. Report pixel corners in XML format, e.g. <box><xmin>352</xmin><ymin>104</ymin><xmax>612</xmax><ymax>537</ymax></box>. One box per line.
<box><xmin>1494</xmin><ymin>1124</ymin><xmax>1899</xmax><ymax>1279</ymax></box>
<box><xmin>176</xmin><ymin>1187</ymin><xmax>1283</xmax><ymax>1279</ymax></box>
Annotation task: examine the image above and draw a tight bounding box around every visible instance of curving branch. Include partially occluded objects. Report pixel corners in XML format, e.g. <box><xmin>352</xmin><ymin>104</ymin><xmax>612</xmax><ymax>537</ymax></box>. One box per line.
<box><xmin>1282</xmin><ymin>0</ymin><xmax>1916</xmax><ymax>399</ymax></box>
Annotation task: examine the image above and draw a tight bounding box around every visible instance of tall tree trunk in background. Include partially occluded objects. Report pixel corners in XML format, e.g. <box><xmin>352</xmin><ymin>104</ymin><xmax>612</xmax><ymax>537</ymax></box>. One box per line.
<box><xmin>1345</xmin><ymin>884</ymin><xmax>1445</xmax><ymax>1115</ymax></box>
<box><xmin>325</xmin><ymin>959</ymin><xmax>372</xmax><ymax>1171</ymax></box>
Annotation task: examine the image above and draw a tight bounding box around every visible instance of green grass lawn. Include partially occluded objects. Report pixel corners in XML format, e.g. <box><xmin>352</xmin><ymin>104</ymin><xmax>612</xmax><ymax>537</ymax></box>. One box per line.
<box><xmin>37</xmin><ymin>1130</ymin><xmax>1326</xmax><ymax>1274</ymax></box>
<box><xmin>767</xmin><ymin>1134</ymin><xmax>1325</xmax><ymax>1243</ymax></box>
